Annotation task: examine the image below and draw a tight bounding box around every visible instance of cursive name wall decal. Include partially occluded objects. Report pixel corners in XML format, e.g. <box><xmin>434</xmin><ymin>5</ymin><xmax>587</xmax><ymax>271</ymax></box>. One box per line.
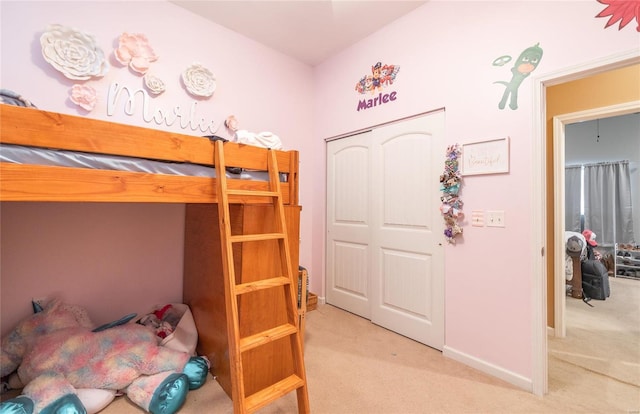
<box><xmin>107</xmin><ymin>82</ymin><xmax>221</xmax><ymax>134</ymax></box>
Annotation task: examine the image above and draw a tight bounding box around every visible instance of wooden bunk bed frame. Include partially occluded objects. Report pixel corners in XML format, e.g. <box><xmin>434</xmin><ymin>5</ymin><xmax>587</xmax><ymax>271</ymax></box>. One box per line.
<box><xmin>0</xmin><ymin>104</ymin><xmax>304</xmax><ymax>410</ymax></box>
<box><xmin>0</xmin><ymin>104</ymin><xmax>298</xmax><ymax>205</ymax></box>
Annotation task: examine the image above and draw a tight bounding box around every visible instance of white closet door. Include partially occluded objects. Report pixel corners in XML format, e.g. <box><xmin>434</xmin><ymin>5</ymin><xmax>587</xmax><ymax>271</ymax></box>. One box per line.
<box><xmin>369</xmin><ymin>112</ymin><xmax>445</xmax><ymax>349</ymax></box>
<box><xmin>326</xmin><ymin>130</ymin><xmax>373</xmax><ymax>318</ymax></box>
<box><xmin>326</xmin><ymin>111</ymin><xmax>445</xmax><ymax>349</ymax></box>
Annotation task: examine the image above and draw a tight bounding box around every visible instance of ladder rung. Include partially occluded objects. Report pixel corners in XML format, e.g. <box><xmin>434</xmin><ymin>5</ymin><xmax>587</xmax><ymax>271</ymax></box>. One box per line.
<box><xmin>230</xmin><ymin>232</ymin><xmax>286</xmax><ymax>243</ymax></box>
<box><xmin>235</xmin><ymin>276</ymin><xmax>290</xmax><ymax>295</ymax></box>
<box><xmin>240</xmin><ymin>323</ymin><xmax>298</xmax><ymax>353</ymax></box>
<box><xmin>227</xmin><ymin>189</ymin><xmax>280</xmax><ymax>198</ymax></box>
<box><xmin>245</xmin><ymin>374</ymin><xmax>305</xmax><ymax>413</ymax></box>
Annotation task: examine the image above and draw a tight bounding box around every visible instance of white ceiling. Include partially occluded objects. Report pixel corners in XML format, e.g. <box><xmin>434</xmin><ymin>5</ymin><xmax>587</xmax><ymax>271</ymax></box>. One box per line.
<box><xmin>170</xmin><ymin>1</ymin><xmax>428</xmax><ymax>66</ymax></box>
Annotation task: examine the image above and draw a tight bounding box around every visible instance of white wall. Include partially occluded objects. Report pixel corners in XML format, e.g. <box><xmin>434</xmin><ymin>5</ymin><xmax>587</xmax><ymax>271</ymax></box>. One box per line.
<box><xmin>312</xmin><ymin>0</ymin><xmax>639</xmax><ymax>390</ymax></box>
<box><xmin>566</xmin><ymin>112</ymin><xmax>640</xmax><ymax>241</ymax></box>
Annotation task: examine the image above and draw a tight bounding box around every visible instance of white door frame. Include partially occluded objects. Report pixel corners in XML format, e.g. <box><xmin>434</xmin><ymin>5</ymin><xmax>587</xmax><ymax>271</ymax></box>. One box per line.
<box><xmin>553</xmin><ymin>100</ymin><xmax>640</xmax><ymax>339</ymax></box>
<box><xmin>531</xmin><ymin>49</ymin><xmax>640</xmax><ymax>396</ymax></box>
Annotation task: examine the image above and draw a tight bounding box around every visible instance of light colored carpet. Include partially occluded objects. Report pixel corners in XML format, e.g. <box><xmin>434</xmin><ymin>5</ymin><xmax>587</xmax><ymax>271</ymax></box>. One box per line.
<box><xmin>549</xmin><ymin>276</ymin><xmax>640</xmax><ymax>388</ymax></box>
<box><xmin>103</xmin><ymin>278</ymin><xmax>639</xmax><ymax>413</ymax></box>
<box><xmin>5</xmin><ymin>278</ymin><xmax>640</xmax><ymax>413</ymax></box>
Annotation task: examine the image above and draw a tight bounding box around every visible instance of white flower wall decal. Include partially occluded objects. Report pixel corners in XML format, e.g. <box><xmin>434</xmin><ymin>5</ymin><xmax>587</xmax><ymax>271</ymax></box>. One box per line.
<box><xmin>144</xmin><ymin>73</ymin><xmax>166</xmax><ymax>95</ymax></box>
<box><xmin>40</xmin><ymin>24</ymin><xmax>109</xmax><ymax>80</ymax></box>
<box><xmin>181</xmin><ymin>62</ymin><xmax>216</xmax><ymax>98</ymax></box>
<box><xmin>39</xmin><ymin>24</ymin><xmax>222</xmax><ymax>112</ymax></box>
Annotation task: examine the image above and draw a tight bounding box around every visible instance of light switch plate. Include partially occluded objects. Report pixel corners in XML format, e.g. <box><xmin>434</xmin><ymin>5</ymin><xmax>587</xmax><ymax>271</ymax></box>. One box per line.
<box><xmin>486</xmin><ymin>210</ymin><xmax>505</xmax><ymax>227</ymax></box>
<box><xmin>471</xmin><ymin>210</ymin><xmax>484</xmax><ymax>227</ymax></box>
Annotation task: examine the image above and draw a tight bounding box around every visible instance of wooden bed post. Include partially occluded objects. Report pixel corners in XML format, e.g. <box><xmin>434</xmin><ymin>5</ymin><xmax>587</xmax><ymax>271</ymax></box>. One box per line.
<box><xmin>288</xmin><ymin>150</ymin><xmax>299</xmax><ymax>206</ymax></box>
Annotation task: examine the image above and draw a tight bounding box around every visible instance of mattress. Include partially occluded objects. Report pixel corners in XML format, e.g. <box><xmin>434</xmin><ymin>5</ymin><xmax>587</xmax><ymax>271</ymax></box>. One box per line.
<box><xmin>0</xmin><ymin>144</ymin><xmax>276</xmax><ymax>181</ymax></box>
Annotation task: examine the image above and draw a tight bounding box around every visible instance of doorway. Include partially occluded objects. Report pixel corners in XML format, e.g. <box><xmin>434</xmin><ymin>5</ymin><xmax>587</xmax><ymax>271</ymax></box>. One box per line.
<box><xmin>552</xmin><ymin>103</ymin><xmax>640</xmax><ymax>338</ymax></box>
<box><xmin>532</xmin><ymin>50</ymin><xmax>640</xmax><ymax>395</ymax></box>
<box><xmin>325</xmin><ymin>111</ymin><xmax>445</xmax><ymax>350</ymax></box>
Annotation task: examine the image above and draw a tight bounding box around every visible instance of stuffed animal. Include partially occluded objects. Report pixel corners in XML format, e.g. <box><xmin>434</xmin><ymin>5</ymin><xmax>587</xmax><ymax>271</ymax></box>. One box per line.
<box><xmin>0</xmin><ymin>299</ymin><xmax>208</xmax><ymax>414</ymax></box>
<box><xmin>224</xmin><ymin>114</ymin><xmax>283</xmax><ymax>149</ymax></box>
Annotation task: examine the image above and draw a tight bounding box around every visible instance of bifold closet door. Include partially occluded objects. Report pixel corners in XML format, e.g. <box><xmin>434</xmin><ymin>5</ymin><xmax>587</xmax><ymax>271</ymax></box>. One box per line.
<box><xmin>326</xmin><ymin>111</ymin><xmax>445</xmax><ymax>350</ymax></box>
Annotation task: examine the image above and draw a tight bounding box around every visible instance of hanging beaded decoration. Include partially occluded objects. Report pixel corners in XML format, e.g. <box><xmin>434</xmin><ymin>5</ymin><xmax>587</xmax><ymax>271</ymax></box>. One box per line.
<box><xmin>440</xmin><ymin>144</ymin><xmax>464</xmax><ymax>244</ymax></box>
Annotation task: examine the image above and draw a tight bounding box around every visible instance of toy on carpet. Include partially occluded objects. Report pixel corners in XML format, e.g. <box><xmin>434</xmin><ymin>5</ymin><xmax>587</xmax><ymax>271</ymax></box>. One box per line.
<box><xmin>0</xmin><ymin>299</ymin><xmax>208</xmax><ymax>414</ymax></box>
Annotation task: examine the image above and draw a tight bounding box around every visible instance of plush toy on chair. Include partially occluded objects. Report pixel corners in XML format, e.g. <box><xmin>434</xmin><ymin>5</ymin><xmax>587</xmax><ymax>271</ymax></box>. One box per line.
<box><xmin>0</xmin><ymin>299</ymin><xmax>208</xmax><ymax>414</ymax></box>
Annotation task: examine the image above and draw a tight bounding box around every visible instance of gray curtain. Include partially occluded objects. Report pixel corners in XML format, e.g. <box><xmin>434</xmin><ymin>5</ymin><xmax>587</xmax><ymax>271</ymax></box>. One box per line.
<box><xmin>583</xmin><ymin>160</ymin><xmax>635</xmax><ymax>246</ymax></box>
<box><xmin>565</xmin><ymin>165</ymin><xmax>582</xmax><ymax>232</ymax></box>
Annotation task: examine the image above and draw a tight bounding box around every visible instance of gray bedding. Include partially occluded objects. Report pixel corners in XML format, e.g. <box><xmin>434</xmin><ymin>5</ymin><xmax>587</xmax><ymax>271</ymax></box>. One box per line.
<box><xmin>0</xmin><ymin>144</ymin><xmax>274</xmax><ymax>181</ymax></box>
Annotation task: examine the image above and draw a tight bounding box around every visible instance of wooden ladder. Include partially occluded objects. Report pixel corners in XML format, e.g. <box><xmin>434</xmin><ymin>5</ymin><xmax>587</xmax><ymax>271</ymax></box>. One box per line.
<box><xmin>213</xmin><ymin>140</ymin><xmax>310</xmax><ymax>414</ymax></box>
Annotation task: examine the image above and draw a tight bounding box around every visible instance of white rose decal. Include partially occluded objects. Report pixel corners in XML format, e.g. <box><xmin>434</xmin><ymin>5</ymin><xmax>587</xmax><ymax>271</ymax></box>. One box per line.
<box><xmin>181</xmin><ymin>62</ymin><xmax>216</xmax><ymax>98</ymax></box>
<box><xmin>144</xmin><ymin>73</ymin><xmax>166</xmax><ymax>95</ymax></box>
<box><xmin>40</xmin><ymin>24</ymin><xmax>108</xmax><ymax>80</ymax></box>
<box><xmin>69</xmin><ymin>84</ymin><xmax>97</xmax><ymax>111</ymax></box>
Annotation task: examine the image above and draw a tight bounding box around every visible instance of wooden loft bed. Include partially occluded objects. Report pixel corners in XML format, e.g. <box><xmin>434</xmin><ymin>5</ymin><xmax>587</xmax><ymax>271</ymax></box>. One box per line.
<box><xmin>0</xmin><ymin>104</ymin><xmax>298</xmax><ymax>205</ymax></box>
<box><xmin>0</xmin><ymin>103</ymin><xmax>305</xmax><ymax>410</ymax></box>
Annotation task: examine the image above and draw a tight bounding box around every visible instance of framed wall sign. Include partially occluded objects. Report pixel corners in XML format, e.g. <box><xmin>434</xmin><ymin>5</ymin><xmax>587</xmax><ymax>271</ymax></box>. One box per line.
<box><xmin>461</xmin><ymin>137</ymin><xmax>510</xmax><ymax>175</ymax></box>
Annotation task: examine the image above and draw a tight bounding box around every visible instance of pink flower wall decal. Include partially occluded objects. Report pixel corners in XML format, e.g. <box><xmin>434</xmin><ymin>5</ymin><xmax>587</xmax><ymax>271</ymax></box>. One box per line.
<box><xmin>114</xmin><ymin>33</ymin><xmax>159</xmax><ymax>74</ymax></box>
<box><xmin>70</xmin><ymin>84</ymin><xmax>97</xmax><ymax>111</ymax></box>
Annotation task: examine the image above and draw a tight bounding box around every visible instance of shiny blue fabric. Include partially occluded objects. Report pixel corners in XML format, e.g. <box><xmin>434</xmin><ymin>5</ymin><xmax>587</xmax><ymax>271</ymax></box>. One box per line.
<box><xmin>149</xmin><ymin>373</ymin><xmax>188</xmax><ymax>414</ymax></box>
<box><xmin>0</xmin><ymin>396</ymin><xmax>35</xmax><ymax>414</ymax></box>
<box><xmin>40</xmin><ymin>394</ymin><xmax>85</xmax><ymax>414</ymax></box>
<box><xmin>183</xmin><ymin>357</ymin><xmax>208</xmax><ymax>390</ymax></box>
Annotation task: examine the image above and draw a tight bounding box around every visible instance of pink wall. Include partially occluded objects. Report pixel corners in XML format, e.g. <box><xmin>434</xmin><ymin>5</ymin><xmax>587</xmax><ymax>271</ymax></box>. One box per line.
<box><xmin>0</xmin><ymin>1</ymin><xmax>315</xmax><ymax>333</ymax></box>
<box><xmin>2</xmin><ymin>0</ymin><xmax>639</xmax><ymax>393</ymax></box>
<box><xmin>312</xmin><ymin>1</ymin><xmax>639</xmax><ymax>385</ymax></box>
<box><xmin>1</xmin><ymin>202</ymin><xmax>185</xmax><ymax>330</ymax></box>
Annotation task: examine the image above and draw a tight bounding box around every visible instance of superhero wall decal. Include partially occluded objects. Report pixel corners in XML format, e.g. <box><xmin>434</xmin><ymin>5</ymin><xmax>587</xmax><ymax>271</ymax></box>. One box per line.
<box><xmin>355</xmin><ymin>62</ymin><xmax>400</xmax><ymax>111</ymax></box>
<box><xmin>493</xmin><ymin>43</ymin><xmax>543</xmax><ymax>110</ymax></box>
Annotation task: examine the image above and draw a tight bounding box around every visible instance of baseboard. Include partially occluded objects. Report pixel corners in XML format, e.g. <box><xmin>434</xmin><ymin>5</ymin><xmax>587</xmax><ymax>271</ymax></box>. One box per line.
<box><xmin>318</xmin><ymin>296</ymin><xmax>326</xmax><ymax>305</ymax></box>
<box><xmin>443</xmin><ymin>345</ymin><xmax>533</xmax><ymax>392</ymax></box>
